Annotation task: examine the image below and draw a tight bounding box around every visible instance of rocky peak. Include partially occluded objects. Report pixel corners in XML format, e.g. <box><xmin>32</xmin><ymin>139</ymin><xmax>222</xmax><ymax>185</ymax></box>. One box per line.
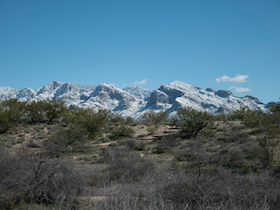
<box><xmin>215</xmin><ymin>90</ymin><xmax>233</xmax><ymax>98</ymax></box>
<box><xmin>90</xmin><ymin>83</ymin><xmax>126</xmax><ymax>100</ymax></box>
<box><xmin>51</xmin><ymin>80</ymin><xmax>63</xmax><ymax>90</ymax></box>
<box><xmin>146</xmin><ymin>89</ymin><xmax>169</xmax><ymax>108</ymax></box>
<box><xmin>17</xmin><ymin>88</ymin><xmax>36</xmax><ymax>100</ymax></box>
<box><xmin>123</xmin><ymin>86</ymin><xmax>151</xmax><ymax>100</ymax></box>
<box><xmin>0</xmin><ymin>86</ymin><xmax>18</xmax><ymax>100</ymax></box>
<box><xmin>206</xmin><ymin>87</ymin><xmax>215</xmax><ymax>93</ymax></box>
<box><xmin>243</xmin><ymin>95</ymin><xmax>262</xmax><ymax>104</ymax></box>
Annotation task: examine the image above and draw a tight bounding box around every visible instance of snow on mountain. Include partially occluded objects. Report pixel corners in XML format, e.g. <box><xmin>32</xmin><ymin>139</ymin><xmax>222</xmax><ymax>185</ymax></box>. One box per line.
<box><xmin>157</xmin><ymin>81</ymin><xmax>267</xmax><ymax>114</ymax></box>
<box><xmin>145</xmin><ymin>89</ymin><xmax>172</xmax><ymax>110</ymax></box>
<box><xmin>0</xmin><ymin>80</ymin><xmax>271</xmax><ymax>117</ymax></box>
<box><xmin>31</xmin><ymin>81</ymin><xmax>86</xmax><ymax>106</ymax></box>
<box><xmin>82</xmin><ymin>83</ymin><xmax>139</xmax><ymax>112</ymax></box>
<box><xmin>17</xmin><ymin>88</ymin><xmax>36</xmax><ymax>100</ymax></box>
<box><xmin>123</xmin><ymin>86</ymin><xmax>151</xmax><ymax>100</ymax></box>
<box><xmin>0</xmin><ymin>86</ymin><xmax>19</xmax><ymax>101</ymax></box>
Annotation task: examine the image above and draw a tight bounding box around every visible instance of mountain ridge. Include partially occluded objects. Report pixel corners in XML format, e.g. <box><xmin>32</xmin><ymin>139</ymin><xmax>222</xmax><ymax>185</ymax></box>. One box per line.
<box><xmin>0</xmin><ymin>80</ymin><xmax>273</xmax><ymax>117</ymax></box>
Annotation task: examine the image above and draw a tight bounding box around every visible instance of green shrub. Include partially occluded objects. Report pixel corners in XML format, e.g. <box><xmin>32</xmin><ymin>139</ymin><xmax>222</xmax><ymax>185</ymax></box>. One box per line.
<box><xmin>2</xmin><ymin>136</ymin><xmax>16</xmax><ymax>147</ymax></box>
<box><xmin>51</xmin><ymin>125</ymin><xmax>88</xmax><ymax>151</ymax></box>
<box><xmin>176</xmin><ymin>107</ymin><xmax>211</xmax><ymax>139</ymax></box>
<box><xmin>140</xmin><ymin>110</ymin><xmax>169</xmax><ymax>125</ymax></box>
<box><xmin>44</xmin><ymin>98</ymin><xmax>68</xmax><ymax>124</ymax></box>
<box><xmin>200</xmin><ymin>127</ymin><xmax>215</xmax><ymax>138</ymax></box>
<box><xmin>108</xmin><ymin>112</ymin><xmax>125</xmax><ymax>125</ymax></box>
<box><xmin>146</xmin><ymin>124</ymin><xmax>159</xmax><ymax>134</ymax></box>
<box><xmin>16</xmin><ymin>136</ymin><xmax>25</xmax><ymax>144</ymax></box>
<box><xmin>124</xmin><ymin>116</ymin><xmax>135</xmax><ymax>125</ymax></box>
<box><xmin>24</xmin><ymin>99</ymin><xmax>69</xmax><ymax>124</ymax></box>
<box><xmin>34</xmin><ymin>124</ymin><xmax>42</xmax><ymax>132</ymax></box>
<box><xmin>0</xmin><ymin>99</ymin><xmax>26</xmax><ymax>133</ymax></box>
<box><xmin>111</xmin><ymin>125</ymin><xmax>135</xmax><ymax>139</ymax></box>
<box><xmin>66</xmin><ymin>108</ymin><xmax>109</xmax><ymax>139</ymax></box>
<box><xmin>25</xmin><ymin>100</ymin><xmax>47</xmax><ymax>124</ymax></box>
<box><xmin>36</xmin><ymin>132</ymin><xmax>48</xmax><ymax>140</ymax></box>
<box><xmin>257</xmin><ymin>136</ymin><xmax>278</xmax><ymax>169</ymax></box>
<box><xmin>100</xmin><ymin>136</ymin><xmax>111</xmax><ymax>143</ymax></box>
<box><xmin>0</xmin><ymin>111</ymin><xmax>14</xmax><ymax>134</ymax></box>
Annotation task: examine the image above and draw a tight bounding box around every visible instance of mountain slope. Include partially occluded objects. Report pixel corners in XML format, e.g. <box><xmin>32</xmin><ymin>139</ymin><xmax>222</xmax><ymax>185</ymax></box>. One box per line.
<box><xmin>156</xmin><ymin>81</ymin><xmax>267</xmax><ymax>114</ymax></box>
<box><xmin>0</xmin><ymin>80</ymin><xmax>270</xmax><ymax>116</ymax></box>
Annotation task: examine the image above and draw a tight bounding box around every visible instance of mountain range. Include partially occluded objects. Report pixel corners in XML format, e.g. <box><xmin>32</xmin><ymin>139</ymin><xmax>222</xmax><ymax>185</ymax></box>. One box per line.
<box><xmin>0</xmin><ymin>80</ymin><xmax>274</xmax><ymax>118</ymax></box>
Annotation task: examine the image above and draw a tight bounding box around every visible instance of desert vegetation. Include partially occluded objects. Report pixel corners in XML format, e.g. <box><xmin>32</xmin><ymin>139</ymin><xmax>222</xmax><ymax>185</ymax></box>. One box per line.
<box><xmin>0</xmin><ymin>98</ymin><xmax>280</xmax><ymax>209</ymax></box>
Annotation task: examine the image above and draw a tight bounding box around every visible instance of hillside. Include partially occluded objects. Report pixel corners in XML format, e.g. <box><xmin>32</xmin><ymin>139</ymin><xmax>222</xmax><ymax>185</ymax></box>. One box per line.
<box><xmin>0</xmin><ymin>100</ymin><xmax>280</xmax><ymax>209</ymax></box>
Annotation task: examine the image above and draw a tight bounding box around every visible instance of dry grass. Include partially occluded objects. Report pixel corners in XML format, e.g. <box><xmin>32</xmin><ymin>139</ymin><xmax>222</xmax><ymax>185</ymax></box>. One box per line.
<box><xmin>1</xmin><ymin>120</ymin><xmax>280</xmax><ymax>209</ymax></box>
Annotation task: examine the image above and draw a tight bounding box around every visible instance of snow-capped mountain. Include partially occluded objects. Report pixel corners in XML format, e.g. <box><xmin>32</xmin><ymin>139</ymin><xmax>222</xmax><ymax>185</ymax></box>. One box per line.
<box><xmin>123</xmin><ymin>86</ymin><xmax>151</xmax><ymax>100</ymax></box>
<box><xmin>0</xmin><ymin>80</ymin><xmax>272</xmax><ymax>117</ymax></box>
<box><xmin>153</xmin><ymin>81</ymin><xmax>268</xmax><ymax>114</ymax></box>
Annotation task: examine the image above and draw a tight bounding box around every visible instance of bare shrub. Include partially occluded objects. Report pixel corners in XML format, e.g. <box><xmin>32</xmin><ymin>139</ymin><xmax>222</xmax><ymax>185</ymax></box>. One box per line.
<box><xmin>117</xmin><ymin>138</ymin><xmax>146</xmax><ymax>151</ymax></box>
<box><xmin>0</xmin><ymin>149</ymin><xmax>85</xmax><ymax>208</ymax></box>
<box><xmin>118</xmin><ymin>139</ymin><xmax>136</xmax><ymax>150</ymax></box>
<box><xmin>99</xmin><ymin>146</ymin><xmax>131</xmax><ymax>163</ymax></box>
<box><xmin>42</xmin><ymin>139</ymin><xmax>64</xmax><ymax>158</ymax></box>
<box><xmin>153</xmin><ymin>134</ymin><xmax>177</xmax><ymax>153</ymax></box>
<box><xmin>100</xmin><ymin>147</ymin><xmax>154</xmax><ymax>182</ymax></box>
<box><xmin>175</xmin><ymin>149</ymin><xmax>199</xmax><ymax>162</ymax></box>
<box><xmin>26</xmin><ymin>142</ymin><xmax>41</xmax><ymax>148</ymax></box>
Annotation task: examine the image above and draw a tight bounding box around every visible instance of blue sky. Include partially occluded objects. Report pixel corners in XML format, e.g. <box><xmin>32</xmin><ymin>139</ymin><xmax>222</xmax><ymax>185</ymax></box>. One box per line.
<box><xmin>0</xmin><ymin>0</ymin><xmax>279</xmax><ymax>103</ymax></box>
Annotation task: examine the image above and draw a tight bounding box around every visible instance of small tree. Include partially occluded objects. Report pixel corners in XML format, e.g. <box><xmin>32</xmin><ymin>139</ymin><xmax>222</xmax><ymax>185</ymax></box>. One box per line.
<box><xmin>0</xmin><ymin>99</ymin><xmax>25</xmax><ymax>133</ymax></box>
<box><xmin>251</xmin><ymin>100</ymin><xmax>280</xmax><ymax>169</ymax></box>
<box><xmin>140</xmin><ymin>110</ymin><xmax>169</xmax><ymax>125</ymax></box>
<box><xmin>108</xmin><ymin>112</ymin><xmax>125</xmax><ymax>125</ymax></box>
<box><xmin>242</xmin><ymin>109</ymin><xmax>266</xmax><ymax>128</ymax></box>
<box><xmin>257</xmin><ymin>136</ymin><xmax>278</xmax><ymax>169</ymax></box>
<box><xmin>0</xmin><ymin>98</ymin><xmax>25</xmax><ymax>122</ymax></box>
<box><xmin>140</xmin><ymin>110</ymin><xmax>169</xmax><ymax>134</ymax></box>
<box><xmin>227</xmin><ymin>107</ymin><xmax>248</xmax><ymax>121</ymax></box>
<box><xmin>111</xmin><ymin>125</ymin><xmax>135</xmax><ymax>139</ymax></box>
<box><xmin>269</xmin><ymin>99</ymin><xmax>280</xmax><ymax>129</ymax></box>
<box><xmin>0</xmin><ymin>109</ymin><xmax>14</xmax><ymax>134</ymax></box>
<box><xmin>176</xmin><ymin>107</ymin><xmax>212</xmax><ymax>139</ymax></box>
<box><xmin>51</xmin><ymin>125</ymin><xmax>88</xmax><ymax>151</ymax></box>
<box><xmin>66</xmin><ymin>107</ymin><xmax>109</xmax><ymax>139</ymax></box>
<box><xmin>25</xmin><ymin>100</ymin><xmax>48</xmax><ymax>124</ymax></box>
<box><xmin>44</xmin><ymin>98</ymin><xmax>69</xmax><ymax>124</ymax></box>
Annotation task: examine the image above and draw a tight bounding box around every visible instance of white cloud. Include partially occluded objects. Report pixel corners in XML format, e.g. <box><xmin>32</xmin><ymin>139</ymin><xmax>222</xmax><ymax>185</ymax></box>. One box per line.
<box><xmin>229</xmin><ymin>86</ymin><xmax>250</xmax><ymax>92</ymax></box>
<box><xmin>216</xmin><ymin>74</ymin><xmax>249</xmax><ymax>83</ymax></box>
<box><xmin>133</xmin><ymin>79</ymin><xmax>148</xmax><ymax>85</ymax></box>
<box><xmin>235</xmin><ymin>87</ymin><xmax>250</xmax><ymax>92</ymax></box>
